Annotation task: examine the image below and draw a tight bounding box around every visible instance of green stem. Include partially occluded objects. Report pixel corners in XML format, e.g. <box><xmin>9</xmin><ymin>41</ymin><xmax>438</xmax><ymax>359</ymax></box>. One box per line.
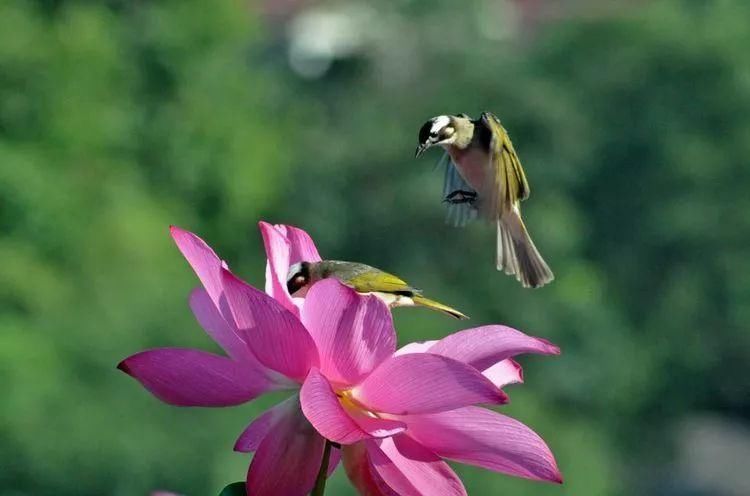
<box><xmin>311</xmin><ymin>440</ymin><xmax>332</xmax><ymax>496</ymax></box>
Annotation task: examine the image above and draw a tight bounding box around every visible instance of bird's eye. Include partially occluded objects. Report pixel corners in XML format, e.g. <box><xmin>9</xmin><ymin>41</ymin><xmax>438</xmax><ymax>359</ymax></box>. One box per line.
<box><xmin>430</xmin><ymin>131</ymin><xmax>437</xmax><ymax>137</ymax></box>
<box><xmin>287</xmin><ymin>274</ymin><xmax>307</xmax><ymax>295</ymax></box>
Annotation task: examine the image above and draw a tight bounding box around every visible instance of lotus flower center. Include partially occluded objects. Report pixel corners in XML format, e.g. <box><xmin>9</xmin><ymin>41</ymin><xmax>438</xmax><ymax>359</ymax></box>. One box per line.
<box><xmin>337</xmin><ymin>388</ymin><xmax>378</xmax><ymax>418</ymax></box>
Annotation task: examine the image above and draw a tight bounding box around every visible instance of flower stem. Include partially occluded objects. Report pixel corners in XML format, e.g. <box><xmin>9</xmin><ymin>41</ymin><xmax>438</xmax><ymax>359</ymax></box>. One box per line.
<box><xmin>311</xmin><ymin>439</ymin><xmax>332</xmax><ymax>496</ymax></box>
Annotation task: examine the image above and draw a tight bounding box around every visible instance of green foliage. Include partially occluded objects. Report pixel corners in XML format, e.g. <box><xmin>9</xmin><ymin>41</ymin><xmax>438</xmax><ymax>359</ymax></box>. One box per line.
<box><xmin>1</xmin><ymin>0</ymin><xmax>748</xmax><ymax>495</ymax></box>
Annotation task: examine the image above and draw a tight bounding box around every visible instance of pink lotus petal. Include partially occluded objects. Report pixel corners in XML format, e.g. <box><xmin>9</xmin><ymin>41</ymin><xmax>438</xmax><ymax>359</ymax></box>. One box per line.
<box><xmin>343</xmin><ymin>443</ymin><xmax>399</xmax><ymax>496</ymax></box>
<box><xmin>234</xmin><ymin>396</ymin><xmax>297</xmax><ymax>453</ymax></box>
<box><xmin>328</xmin><ymin>446</ymin><xmax>342</xmax><ymax>477</ymax></box>
<box><xmin>428</xmin><ymin>325</ymin><xmax>560</xmax><ymax>371</ymax></box>
<box><xmin>246</xmin><ymin>401</ymin><xmax>326</xmax><ymax>496</ymax></box>
<box><xmin>220</xmin><ymin>269</ymin><xmax>319</xmax><ymax>383</ymax></box>
<box><xmin>117</xmin><ymin>348</ymin><xmax>273</xmax><ymax>407</ymax></box>
<box><xmin>274</xmin><ymin>223</ymin><xmax>322</xmax><ymax>264</ymax></box>
<box><xmin>300</xmin><ymin>368</ymin><xmax>405</xmax><ymax>444</ymax></box>
<box><xmin>189</xmin><ymin>287</ymin><xmax>252</xmax><ymax>362</ymax></box>
<box><xmin>394</xmin><ymin>340</ymin><xmax>437</xmax><ymax>356</ymax></box>
<box><xmin>302</xmin><ymin>280</ymin><xmax>396</xmax><ymax>385</ymax></box>
<box><xmin>397</xmin><ymin>341</ymin><xmax>523</xmax><ymax>388</ymax></box>
<box><xmin>170</xmin><ymin>227</ymin><xmax>227</xmax><ymax>315</ymax></box>
<box><xmin>353</xmin><ymin>354</ymin><xmax>507</xmax><ymax>415</ymax></box>
<box><xmin>483</xmin><ymin>358</ymin><xmax>524</xmax><ymax>388</ymax></box>
<box><xmin>258</xmin><ymin>221</ymin><xmax>298</xmax><ymax>315</ymax></box>
<box><xmin>300</xmin><ymin>368</ymin><xmax>371</xmax><ymax>444</ymax></box>
<box><xmin>367</xmin><ymin>436</ymin><xmax>467</xmax><ymax>496</ymax></box>
<box><xmin>189</xmin><ymin>287</ymin><xmax>281</xmax><ymax>381</ymax></box>
<box><xmin>404</xmin><ymin>406</ymin><xmax>562</xmax><ymax>483</ymax></box>
<box><xmin>350</xmin><ymin>409</ymin><xmax>407</xmax><ymax>439</ymax></box>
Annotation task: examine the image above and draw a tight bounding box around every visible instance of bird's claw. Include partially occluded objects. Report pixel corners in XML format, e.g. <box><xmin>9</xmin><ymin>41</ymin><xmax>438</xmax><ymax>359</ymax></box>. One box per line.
<box><xmin>444</xmin><ymin>190</ymin><xmax>478</xmax><ymax>205</ymax></box>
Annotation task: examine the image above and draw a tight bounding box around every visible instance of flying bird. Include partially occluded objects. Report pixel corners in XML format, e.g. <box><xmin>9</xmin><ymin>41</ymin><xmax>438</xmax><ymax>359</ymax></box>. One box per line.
<box><xmin>416</xmin><ymin>112</ymin><xmax>553</xmax><ymax>288</ymax></box>
<box><xmin>287</xmin><ymin>260</ymin><xmax>468</xmax><ymax>319</ymax></box>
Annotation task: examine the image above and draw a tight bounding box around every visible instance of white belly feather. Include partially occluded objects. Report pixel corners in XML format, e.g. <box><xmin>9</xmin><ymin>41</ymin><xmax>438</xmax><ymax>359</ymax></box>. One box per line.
<box><xmin>363</xmin><ymin>291</ymin><xmax>415</xmax><ymax>308</ymax></box>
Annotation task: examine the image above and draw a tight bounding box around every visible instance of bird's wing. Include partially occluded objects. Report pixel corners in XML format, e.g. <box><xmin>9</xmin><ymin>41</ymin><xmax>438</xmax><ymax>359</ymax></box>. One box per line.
<box><xmin>346</xmin><ymin>269</ymin><xmax>420</xmax><ymax>295</ymax></box>
<box><xmin>439</xmin><ymin>152</ymin><xmax>479</xmax><ymax>227</ymax></box>
<box><xmin>480</xmin><ymin>112</ymin><xmax>530</xmax><ymax>212</ymax></box>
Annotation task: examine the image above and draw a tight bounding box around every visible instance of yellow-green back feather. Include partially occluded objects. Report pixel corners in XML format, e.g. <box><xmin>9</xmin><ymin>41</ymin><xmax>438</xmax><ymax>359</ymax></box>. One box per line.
<box><xmin>346</xmin><ymin>269</ymin><xmax>419</xmax><ymax>294</ymax></box>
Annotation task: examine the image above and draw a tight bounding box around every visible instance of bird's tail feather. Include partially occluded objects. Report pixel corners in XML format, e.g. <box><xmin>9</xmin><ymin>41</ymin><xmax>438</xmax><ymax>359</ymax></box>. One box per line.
<box><xmin>497</xmin><ymin>210</ymin><xmax>554</xmax><ymax>288</ymax></box>
<box><xmin>412</xmin><ymin>295</ymin><xmax>469</xmax><ymax>320</ymax></box>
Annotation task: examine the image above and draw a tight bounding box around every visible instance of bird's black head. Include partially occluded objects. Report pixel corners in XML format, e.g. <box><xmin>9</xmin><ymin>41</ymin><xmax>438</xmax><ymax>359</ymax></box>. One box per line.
<box><xmin>286</xmin><ymin>261</ymin><xmax>311</xmax><ymax>295</ymax></box>
<box><xmin>416</xmin><ymin>115</ymin><xmax>457</xmax><ymax>157</ymax></box>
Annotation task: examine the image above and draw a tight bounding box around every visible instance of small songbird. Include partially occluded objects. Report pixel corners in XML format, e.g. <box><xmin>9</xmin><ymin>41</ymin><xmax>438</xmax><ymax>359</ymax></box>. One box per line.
<box><xmin>415</xmin><ymin>112</ymin><xmax>553</xmax><ymax>288</ymax></box>
<box><xmin>286</xmin><ymin>260</ymin><xmax>468</xmax><ymax>319</ymax></box>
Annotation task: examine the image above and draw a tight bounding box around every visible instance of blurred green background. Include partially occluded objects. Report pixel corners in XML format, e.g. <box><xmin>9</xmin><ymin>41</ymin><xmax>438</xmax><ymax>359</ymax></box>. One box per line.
<box><xmin>2</xmin><ymin>0</ymin><xmax>749</xmax><ymax>494</ymax></box>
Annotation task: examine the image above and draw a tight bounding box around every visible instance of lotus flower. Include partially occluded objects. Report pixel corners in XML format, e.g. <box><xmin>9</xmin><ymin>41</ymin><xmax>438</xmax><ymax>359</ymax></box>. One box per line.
<box><xmin>119</xmin><ymin>225</ymin><xmax>543</xmax><ymax>495</ymax></box>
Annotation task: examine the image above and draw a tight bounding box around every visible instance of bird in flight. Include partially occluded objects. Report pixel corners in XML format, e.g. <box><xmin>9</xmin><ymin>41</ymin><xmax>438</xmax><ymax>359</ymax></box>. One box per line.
<box><xmin>416</xmin><ymin>112</ymin><xmax>553</xmax><ymax>288</ymax></box>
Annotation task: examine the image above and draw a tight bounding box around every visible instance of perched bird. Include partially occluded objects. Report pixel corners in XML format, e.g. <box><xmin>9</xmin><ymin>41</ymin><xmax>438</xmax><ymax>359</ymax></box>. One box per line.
<box><xmin>416</xmin><ymin>112</ymin><xmax>553</xmax><ymax>288</ymax></box>
<box><xmin>286</xmin><ymin>260</ymin><xmax>468</xmax><ymax>319</ymax></box>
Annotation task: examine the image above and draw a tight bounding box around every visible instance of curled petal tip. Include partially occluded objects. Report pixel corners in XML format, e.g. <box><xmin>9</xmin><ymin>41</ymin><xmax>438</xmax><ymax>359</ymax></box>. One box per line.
<box><xmin>116</xmin><ymin>359</ymin><xmax>131</xmax><ymax>375</ymax></box>
<box><xmin>537</xmin><ymin>337</ymin><xmax>561</xmax><ymax>355</ymax></box>
<box><xmin>232</xmin><ymin>438</ymin><xmax>247</xmax><ymax>453</ymax></box>
<box><xmin>169</xmin><ymin>225</ymin><xmax>193</xmax><ymax>242</ymax></box>
<box><xmin>511</xmin><ymin>359</ymin><xmax>524</xmax><ymax>383</ymax></box>
<box><xmin>546</xmin><ymin>466</ymin><xmax>564</xmax><ymax>484</ymax></box>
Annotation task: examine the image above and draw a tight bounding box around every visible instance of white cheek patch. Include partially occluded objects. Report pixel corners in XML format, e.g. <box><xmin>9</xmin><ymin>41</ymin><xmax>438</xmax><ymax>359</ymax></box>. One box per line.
<box><xmin>430</xmin><ymin>115</ymin><xmax>450</xmax><ymax>135</ymax></box>
<box><xmin>287</xmin><ymin>262</ymin><xmax>302</xmax><ymax>281</ymax></box>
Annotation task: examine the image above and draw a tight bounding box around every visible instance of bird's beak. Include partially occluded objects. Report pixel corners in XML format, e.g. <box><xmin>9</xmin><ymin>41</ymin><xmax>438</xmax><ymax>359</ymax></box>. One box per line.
<box><xmin>415</xmin><ymin>144</ymin><xmax>428</xmax><ymax>158</ymax></box>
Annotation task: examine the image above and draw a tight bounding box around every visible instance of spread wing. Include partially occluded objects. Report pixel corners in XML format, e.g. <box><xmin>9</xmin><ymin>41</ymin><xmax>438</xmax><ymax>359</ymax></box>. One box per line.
<box><xmin>346</xmin><ymin>269</ymin><xmax>421</xmax><ymax>295</ymax></box>
<box><xmin>480</xmin><ymin>112</ymin><xmax>530</xmax><ymax>212</ymax></box>
<box><xmin>439</xmin><ymin>152</ymin><xmax>479</xmax><ymax>227</ymax></box>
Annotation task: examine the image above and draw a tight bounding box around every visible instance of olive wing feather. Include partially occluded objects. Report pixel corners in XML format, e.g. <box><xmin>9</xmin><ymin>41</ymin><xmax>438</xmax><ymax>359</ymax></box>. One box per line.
<box><xmin>480</xmin><ymin>112</ymin><xmax>530</xmax><ymax>210</ymax></box>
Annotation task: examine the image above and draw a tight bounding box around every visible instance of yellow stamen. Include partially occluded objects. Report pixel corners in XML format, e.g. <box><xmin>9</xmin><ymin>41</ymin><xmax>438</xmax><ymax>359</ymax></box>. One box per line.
<box><xmin>337</xmin><ymin>388</ymin><xmax>378</xmax><ymax>418</ymax></box>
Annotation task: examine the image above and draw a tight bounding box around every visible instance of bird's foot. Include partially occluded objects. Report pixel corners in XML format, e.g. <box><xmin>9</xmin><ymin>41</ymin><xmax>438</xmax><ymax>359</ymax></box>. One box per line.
<box><xmin>444</xmin><ymin>190</ymin><xmax>478</xmax><ymax>205</ymax></box>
